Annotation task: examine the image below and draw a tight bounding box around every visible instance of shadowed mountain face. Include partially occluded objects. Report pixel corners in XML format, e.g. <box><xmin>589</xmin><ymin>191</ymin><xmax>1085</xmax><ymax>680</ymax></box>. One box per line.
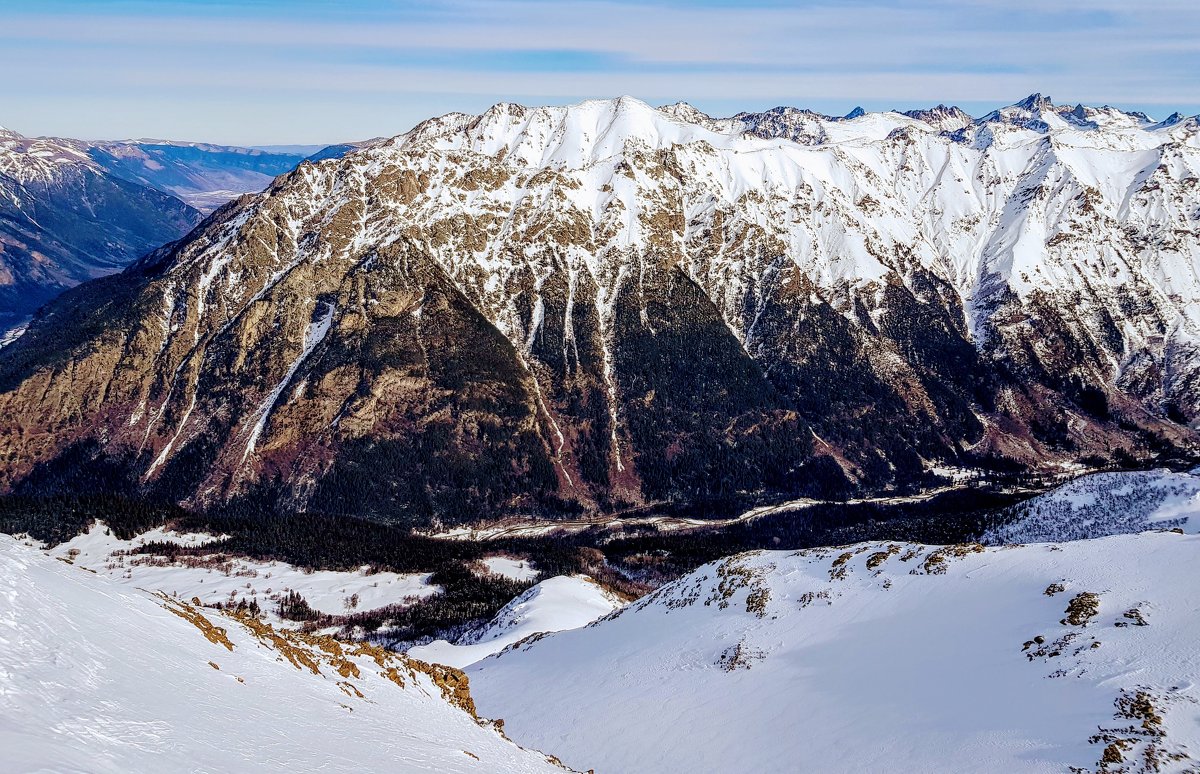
<box><xmin>0</xmin><ymin>96</ymin><xmax>1197</xmax><ymax>527</ymax></box>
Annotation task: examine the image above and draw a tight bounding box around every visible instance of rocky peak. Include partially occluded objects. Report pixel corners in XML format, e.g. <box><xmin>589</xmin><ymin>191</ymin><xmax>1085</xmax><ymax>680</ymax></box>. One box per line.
<box><xmin>656</xmin><ymin>101</ymin><xmax>710</xmax><ymax>122</ymax></box>
<box><xmin>2</xmin><ymin>95</ymin><xmax>1199</xmax><ymax>526</ymax></box>
<box><xmin>901</xmin><ymin>104</ymin><xmax>974</xmax><ymax>133</ymax></box>
<box><xmin>1015</xmin><ymin>92</ymin><xmax>1052</xmax><ymax>111</ymax></box>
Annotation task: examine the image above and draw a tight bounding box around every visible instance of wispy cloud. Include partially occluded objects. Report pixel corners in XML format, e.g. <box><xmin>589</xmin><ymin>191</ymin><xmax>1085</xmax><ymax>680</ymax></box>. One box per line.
<box><xmin>2</xmin><ymin>0</ymin><xmax>1197</xmax><ymax>143</ymax></box>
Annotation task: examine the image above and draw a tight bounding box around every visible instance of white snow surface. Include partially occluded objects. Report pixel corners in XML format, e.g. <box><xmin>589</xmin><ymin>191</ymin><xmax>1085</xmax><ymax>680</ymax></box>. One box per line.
<box><xmin>481</xmin><ymin>555</ymin><xmax>539</xmax><ymax>581</ymax></box>
<box><xmin>469</xmin><ymin>535</ymin><xmax>1200</xmax><ymax>773</ymax></box>
<box><xmin>409</xmin><ymin>576</ymin><xmax>625</xmax><ymax>669</ymax></box>
<box><xmin>982</xmin><ymin>467</ymin><xmax>1200</xmax><ymax>544</ymax></box>
<box><xmin>0</xmin><ymin>322</ymin><xmax>28</xmax><ymax>349</ymax></box>
<box><xmin>0</xmin><ymin>534</ymin><xmax>569</xmax><ymax>774</ymax></box>
<box><xmin>41</xmin><ymin>521</ymin><xmax>438</xmax><ymax>621</ymax></box>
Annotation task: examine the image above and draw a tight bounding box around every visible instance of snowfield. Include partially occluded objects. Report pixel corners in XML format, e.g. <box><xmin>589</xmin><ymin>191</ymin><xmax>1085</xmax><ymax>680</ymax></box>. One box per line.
<box><xmin>469</xmin><ymin>533</ymin><xmax>1200</xmax><ymax>773</ymax></box>
<box><xmin>480</xmin><ymin>555</ymin><xmax>540</xmax><ymax>581</ymax></box>
<box><xmin>34</xmin><ymin>520</ymin><xmax>439</xmax><ymax>622</ymax></box>
<box><xmin>8</xmin><ymin>470</ymin><xmax>1200</xmax><ymax>772</ymax></box>
<box><xmin>0</xmin><ymin>535</ymin><xmax>570</xmax><ymax>774</ymax></box>
<box><xmin>409</xmin><ymin>575</ymin><xmax>626</xmax><ymax>668</ymax></box>
<box><xmin>982</xmin><ymin>467</ymin><xmax>1200</xmax><ymax>544</ymax></box>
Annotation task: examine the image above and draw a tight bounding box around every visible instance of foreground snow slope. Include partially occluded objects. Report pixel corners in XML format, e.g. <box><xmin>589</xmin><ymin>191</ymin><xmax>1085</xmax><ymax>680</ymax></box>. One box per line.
<box><xmin>983</xmin><ymin>467</ymin><xmax>1200</xmax><ymax>544</ymax></box>
<box><xmin>0</xmin><ymin>536</ymin><xmax>569</xmax><ymax>774</ymax></box>
<box><xmin>410</xmin><ymin>576</ymin><xmax>625</xmax><ymax>668</ymax></box>
<box><xmin>470</xmin><ymin>534</ymin><xmax>1200</xmax><ymax>774</ymax></box>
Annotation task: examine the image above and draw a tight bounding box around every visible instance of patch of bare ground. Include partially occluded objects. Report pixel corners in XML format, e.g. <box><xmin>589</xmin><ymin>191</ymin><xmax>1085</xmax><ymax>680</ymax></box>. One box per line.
<box><xmin>717</xmin><ymin>640</ymin><xmax>767</xmax><ymax>672</ymax></box>
<box><xmin>919</xmin><ymin>543</ymin><xmax>985</xmax><ymax>575</ymax></box>
<box><xmin>706</xmin><ymin>554</ymin><xmax>773</xmax><ymax>618</ymax></box>
<box><xmin>1063</xmin><ymin>592</ymin><xmax>1101</xmax><ymax>627</ymax></box>
<box><xmin>1074</xmin><ymin>689</ymin><xmax>1198</xmax><ymax>773</ymax></box>
<box><xmin>156</xmin><ymin>596</ymin><xmax>490</xmax><ymax>720</ymax></box>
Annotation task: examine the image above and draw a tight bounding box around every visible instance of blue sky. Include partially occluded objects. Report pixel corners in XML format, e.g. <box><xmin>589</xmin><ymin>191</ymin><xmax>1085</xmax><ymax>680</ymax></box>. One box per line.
<box><xmin>2</xmin><ymin>0</ymin><xmax>1197</xmax><ymax>145</ymax></box>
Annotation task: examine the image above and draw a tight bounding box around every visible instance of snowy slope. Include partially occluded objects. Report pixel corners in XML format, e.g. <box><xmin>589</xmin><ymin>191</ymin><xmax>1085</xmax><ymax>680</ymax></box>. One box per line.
<box><xmin>409</xmin><ymin>576</ymin><xmax>625</xmax><ymax>668</ymax></box>
<box><xmin>982</xmin><ymin>467</ymin><xmax>1200</xmax><ymax>544</ymax></box>
<box><xmin>0</xmin><ymin>534</ymin><xmax>570</xmax><ymax>774</ymax></box>
<box><xmin>39</xmin><ymin>521</ymin><xmax>439</xmax><ymax>622</ymax></box>
<box><xmin>481</xmin><ymin>555</ymin><xmax>539</xmax><ymax>581</ymax></box>
<box><xmin>468</xmin><ymin>536</ymin><xmax>1200</xmax><ymax>774</ymax></box>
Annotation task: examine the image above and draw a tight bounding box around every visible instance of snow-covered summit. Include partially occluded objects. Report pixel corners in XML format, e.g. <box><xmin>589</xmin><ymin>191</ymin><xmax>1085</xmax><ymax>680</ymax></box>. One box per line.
<box><xmin>335</xmin><ymin>91</ymin><xmax>1200</xmax><ymax>350</ymax></box>
<box><xmin>367</xmin><ymin>94</ymin><xmax>1200</xmax><ymax>168</ymax></box>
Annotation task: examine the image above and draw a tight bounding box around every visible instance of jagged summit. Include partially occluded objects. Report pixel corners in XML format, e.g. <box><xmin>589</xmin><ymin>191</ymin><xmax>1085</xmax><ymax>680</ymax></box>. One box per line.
<box><xmin>1014</xmin><ymin>91</ymin><xmax>1052</xmax><ymax>110</ymax></box>
<box><xmin>352</xmin><ymin>95</ymin><xmax>1195</xmax><ymax>170</ymax></box>
<box><xmin>656</xmin><ymin>100</ymin><xmax>710</xmax><ymax>121</ymax></box>
<box><xmin>901</xmin><ymin>103</ymin><xmax>974</xmax><ymax>132</ymax></box>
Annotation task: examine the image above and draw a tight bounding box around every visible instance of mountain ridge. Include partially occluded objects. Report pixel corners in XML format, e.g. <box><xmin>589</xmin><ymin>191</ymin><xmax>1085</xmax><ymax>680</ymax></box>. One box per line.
<box><xmin>0</xmin><ymin>126</ymin><xmax>203</xmax><ymax>325</ymax></box>
<box><xmin>1</xmin><ymin>95</ymin><xmax>1198</xmax><ymax>526</ymax></box>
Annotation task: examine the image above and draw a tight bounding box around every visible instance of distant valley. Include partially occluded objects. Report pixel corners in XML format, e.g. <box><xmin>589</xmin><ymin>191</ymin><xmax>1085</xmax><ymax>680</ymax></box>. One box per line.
<box><xmin>0</xmin><ymin>127</ymin><xmax>344</xmax><ymax>324</ymax></box>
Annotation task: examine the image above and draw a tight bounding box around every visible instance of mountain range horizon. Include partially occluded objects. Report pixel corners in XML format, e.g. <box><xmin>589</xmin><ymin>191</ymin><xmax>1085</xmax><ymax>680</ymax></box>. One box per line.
<box><xmin>5</xmin><ymin>92</ymin><xmax>1198</xmax><ymax>148</ymax></box>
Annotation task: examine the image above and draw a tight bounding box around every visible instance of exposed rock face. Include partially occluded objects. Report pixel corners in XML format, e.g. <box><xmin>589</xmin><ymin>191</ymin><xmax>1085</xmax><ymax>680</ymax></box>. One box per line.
<box><xmin>1</xmin><ymin>96</ymin><xmax>1198</xmax><ymax>527</ymax></box>
<box><xmin>0</xmin><ymin>127</ymin><xmax>202</xmax><ymax>324</ymax></box>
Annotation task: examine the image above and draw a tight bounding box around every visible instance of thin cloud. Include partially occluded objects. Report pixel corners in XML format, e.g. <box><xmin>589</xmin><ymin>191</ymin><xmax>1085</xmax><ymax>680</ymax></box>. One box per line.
<box><xmin>1</xmin><ymin>0</ymin><xmax>1196</xmax><ymax>143</ymax></box>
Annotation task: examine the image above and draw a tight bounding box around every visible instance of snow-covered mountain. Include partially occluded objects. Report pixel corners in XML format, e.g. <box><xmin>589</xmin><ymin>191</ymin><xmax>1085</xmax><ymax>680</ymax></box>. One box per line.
<box><xmin>467</xmin><ymin>531</ymin><xmax>1200</xmax><ymax>773</ymax></box>
<box><xmin>0</xmin><ymin>126</ymin><xmax>316</xmax><ymax>324</ymax></box>
<box><xmin>0</xmin><ymin>126</ymin><xmax>201</xmax><ymax>324</ymax></box>
<box><xmin>0</xmin><ymin>126</ymin><xmax>312</xmax><ymax>213</ymax></box>
<box><xmin>1</xmin><ymin>95</ymin><xmax>1199</xmax><ymax>525</ymax></box>
<box><xmin>0</xmin><ymin>534</ymin><xmax>571</xmax><ymax>773</ymax></box>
